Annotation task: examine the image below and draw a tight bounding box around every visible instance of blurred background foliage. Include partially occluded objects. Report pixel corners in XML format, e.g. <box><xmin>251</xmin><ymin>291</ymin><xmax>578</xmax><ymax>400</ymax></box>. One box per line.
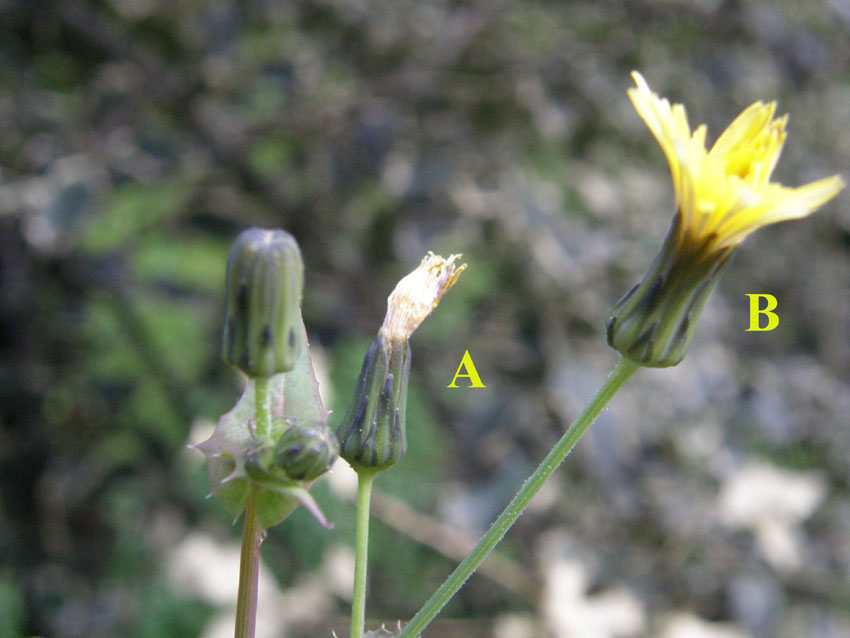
<box><xmin>1</xmin><ymin>1</ymin><xmax>849</xmax><ymax>637</ymax></box>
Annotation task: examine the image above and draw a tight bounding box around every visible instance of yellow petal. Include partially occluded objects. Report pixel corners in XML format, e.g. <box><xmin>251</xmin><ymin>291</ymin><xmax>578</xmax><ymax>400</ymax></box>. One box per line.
<box><xmin>714</xmin><ymin>175</ymin><xmax>845</xmax><ymax>246</ymax></box>
<box><xmin>628</xmin><ymin>72</ymin><xmax>689</xmax><ymax>209</ymax></box>
<box><xmin>710</xmin><ymin>102</ymin><xmax>775</xmax><ymax>161</ymax></box>
<box><xmin>629</xmin><ymin>71</ymin><xmax>844</xmax><ymax>251</ymax></box>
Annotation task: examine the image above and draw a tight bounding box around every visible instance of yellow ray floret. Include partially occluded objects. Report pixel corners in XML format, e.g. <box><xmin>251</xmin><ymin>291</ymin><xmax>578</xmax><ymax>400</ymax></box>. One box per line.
<box><xmin>628</xmin><ymin>71</ymin><xmax>844</xmax><ymax>251</ymax></box>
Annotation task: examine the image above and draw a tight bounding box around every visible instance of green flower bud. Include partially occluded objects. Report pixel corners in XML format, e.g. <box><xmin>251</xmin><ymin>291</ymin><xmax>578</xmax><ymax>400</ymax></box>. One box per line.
<box><xmin>275</xmin><ymin>419</ymin><xmax>339</xmax><ymax>481</ymax></box>
<box><xmin>337</xmin><ymin>335</ymin><xmax>411</xmax><ymax>471</ymax></box>
<box><xmin>244</xmin><ymin>440</ymin><xmax>278</xmax><ymax>483</ymax></box>
<box><xmin>223</xmin><ymin>228</ymin><xmax>304</xmax><ymax>378</ymax></box>
<box><xmin>606</xmin><ymin>213</ymin><xmax>735</xmax><ymax>367</ymax></box>
<box><xmin>243</xmin><ymin>416</ymin><xmax>338</xmax><ymax>483</ymax></box>
<box><xmin>242</xmin><ymin>417</ymin><xmax>294</xmax><ymax>482</ymax></box>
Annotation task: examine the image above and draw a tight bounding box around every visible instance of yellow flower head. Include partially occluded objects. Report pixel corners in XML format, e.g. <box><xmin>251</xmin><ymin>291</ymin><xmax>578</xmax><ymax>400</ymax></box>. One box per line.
<box><xmin>608</xmin><ymin>73</ymin><xmax>844</xmax><ymax>367</ymax></box>
<box><xmin>628</xmin><ymin>71</ymin><xmax>843</xmax><ymax>251</ymax></box>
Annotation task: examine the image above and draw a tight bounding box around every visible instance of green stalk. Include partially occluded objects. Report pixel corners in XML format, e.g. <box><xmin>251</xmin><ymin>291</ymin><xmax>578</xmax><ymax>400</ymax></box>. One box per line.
<box><xmin>351</xmin><ymin>468</ymin><xmax>378</xmax><ymax>638</ymax></box>
<box><xmin>398</xmin><ymin>357</ymin><xmax>640</xmax><ymax>638</ymax></box>
<box><xmin>254</xmin><ymin>376</ymin><xmax>271</xmax><ymax>440</ymax></box>
<box><xmin>234</xmin><ymin>377</ymin><xmax>273</xmax><ymax>638</ymax></box>
<box><xmin>234</xmin><ymin>492</ymin><xmax>262</xmax><ymax>638</ymax></box>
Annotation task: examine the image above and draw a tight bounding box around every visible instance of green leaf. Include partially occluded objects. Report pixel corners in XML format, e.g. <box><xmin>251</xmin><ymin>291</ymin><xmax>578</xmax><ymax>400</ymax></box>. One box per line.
<box><xmin>254</xmin><ymin>488</ymin><xmax>297</xmax><ymax>530</ymax></box>
<box><xmin>282</xmin><ymin>313</ymin><xmax>330</xmax><ymax>425</ymax></box>
<box><xmin>80</xmin><ymin>179</ymin><xmax>195</xmax><ymax>254</ymax></box>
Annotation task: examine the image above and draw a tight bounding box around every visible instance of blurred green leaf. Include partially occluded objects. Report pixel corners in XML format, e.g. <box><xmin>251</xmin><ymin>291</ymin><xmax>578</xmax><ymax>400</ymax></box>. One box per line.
<box><xmin>132</xmin><ymin>582</ymin><xmax>212</xmax><ymax>638</ymax></box>
<box><xmin>131</xmin><ymin>234</ymin><xmax>229</xmax><ymax>294</ymax></box>
<box><xmin>0</xmin><ymin>572</ymin><xmax>25</xmax><ymax>638</ymax></box>
<box><xmin>81</xmin><ymin>179</ymin><xmax>196</xmax><ymax>255</ymax></box>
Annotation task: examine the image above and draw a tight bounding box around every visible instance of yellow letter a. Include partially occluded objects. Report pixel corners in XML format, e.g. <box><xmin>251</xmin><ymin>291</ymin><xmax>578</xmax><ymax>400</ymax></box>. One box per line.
<box><xmin>447</xmin><ymin>350</ymin><xmax>486</xmax><ymax>388</ymax></box>
<box><xmin>746</xmin><ymin>294</ymin><xmax>779</xmax><ymax>331</ymax></box>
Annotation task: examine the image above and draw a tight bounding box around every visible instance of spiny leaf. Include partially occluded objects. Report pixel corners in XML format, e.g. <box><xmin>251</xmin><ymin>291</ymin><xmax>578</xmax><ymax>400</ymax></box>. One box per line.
<box><xmin>195</xmin><ymin>310</ymin><xmax>331</xmax><ymax>527</ymax></box>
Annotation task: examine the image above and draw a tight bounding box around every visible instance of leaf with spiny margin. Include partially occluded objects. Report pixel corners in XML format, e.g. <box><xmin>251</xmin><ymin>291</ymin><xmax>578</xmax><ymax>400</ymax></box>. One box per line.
<box><xmin>195</xmin><ymin>311</ymin><xmax>330</xmax><ymax>528</ymax></box>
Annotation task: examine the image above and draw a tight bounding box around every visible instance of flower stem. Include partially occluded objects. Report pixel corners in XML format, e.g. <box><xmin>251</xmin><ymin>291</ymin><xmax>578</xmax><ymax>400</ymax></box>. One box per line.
<box><xmin>254</xmin><ymin>376</ymin><xmax>271</xmax><ymax>440</ymax></box>
<box><xmin>234</xmin><ymin>492</ymin><xmax>263</xmax><ymax>638</ymax></box>
<box><xmin>351</xmin><ymin>468</ymin><xmax>378</xmax><ymax>638</ymax></box>
<box><xmin>234</xmin><ymin>377</ymin><xmax>273</xmax><ymax>638</ymax></box>
<box><xmin>397</xmin><ymin>357</ymin><xmax>640</xmax><ymax>638</ymax></box>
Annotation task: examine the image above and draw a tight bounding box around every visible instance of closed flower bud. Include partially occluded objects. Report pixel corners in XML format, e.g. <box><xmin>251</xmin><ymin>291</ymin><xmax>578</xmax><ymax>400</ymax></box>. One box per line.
<box><xmin>223</xmin><ymin>228</ymin><xmax>304</xmax><ymax>377</ymax></box>
<box><xmin>244</xmin><ymin>440</ymin><xmax>277</xmax><ymax>483</ymax></box>
<box><xmin>242</xmin><ymin>417</ymin><xmax>298</xmax><ymax>482</ymax></box>
<box><xmin>337</xmin><ymin>335</ymin><xmax>411</xmax><ymax>471</ymax></box>
<box><xmin>275</xmin><ymin>419</ymin><xmax>339</xmax><ymax>481</ymax></box>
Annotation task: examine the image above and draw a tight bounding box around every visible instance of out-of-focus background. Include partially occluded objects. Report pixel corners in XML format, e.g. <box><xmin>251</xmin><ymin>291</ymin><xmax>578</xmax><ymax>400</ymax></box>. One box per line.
<box><xmin>1</xmin><ymin>1</ymin><xmax>849</xmax><ymax>637</ymax></box>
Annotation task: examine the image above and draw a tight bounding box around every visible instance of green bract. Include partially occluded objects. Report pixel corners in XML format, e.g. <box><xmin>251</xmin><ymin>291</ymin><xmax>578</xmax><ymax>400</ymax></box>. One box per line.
<box><xmin>337</xmin><ymin>335</ymin><xmax>411</xmax><ymax>471</ymax></box>
<box><xmin>606</xmin><ymin>213</ymin><xmax>734</xmax><ymax>367</ymax></box>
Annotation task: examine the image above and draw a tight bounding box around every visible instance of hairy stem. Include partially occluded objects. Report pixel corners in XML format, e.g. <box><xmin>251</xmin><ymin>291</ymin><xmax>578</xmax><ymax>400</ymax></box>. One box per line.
<box><xmin>398</xmin><ymin>357</ymin><xmax>640</xmax><ymax>637</ymax></box>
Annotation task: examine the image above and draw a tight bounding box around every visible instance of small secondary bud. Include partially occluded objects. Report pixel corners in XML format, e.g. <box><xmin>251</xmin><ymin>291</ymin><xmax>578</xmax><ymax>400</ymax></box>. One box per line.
<box><xmin>275</xmin><ymin>419</ymin><xmax>339</xmax><ymax>481</ymax></box>
<box><xmin>243</xmin><ymin>416</ymin><xmax>338</xmax><ymax>483</ymax></box>
<box><xmin>223</xmin><ymin>228</ymin><xmax>304</xmax><ymax>378</ymax></box>
<box><xmin>337</xmin><ymin>336</ymin><xmax>411</xmax><ymax>471</ymax></box>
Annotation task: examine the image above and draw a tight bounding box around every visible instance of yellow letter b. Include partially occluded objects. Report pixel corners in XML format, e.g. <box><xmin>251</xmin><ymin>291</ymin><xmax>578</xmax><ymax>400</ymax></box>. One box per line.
<box><xmin>447</xmin><ymin>350</ymin><xmax>486</xmax><ymax>388</ymax></box>
<box><xmin>746</xmin><ymin>294</ymin><xmax>779</xmax><ymax>331</ymax></box>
